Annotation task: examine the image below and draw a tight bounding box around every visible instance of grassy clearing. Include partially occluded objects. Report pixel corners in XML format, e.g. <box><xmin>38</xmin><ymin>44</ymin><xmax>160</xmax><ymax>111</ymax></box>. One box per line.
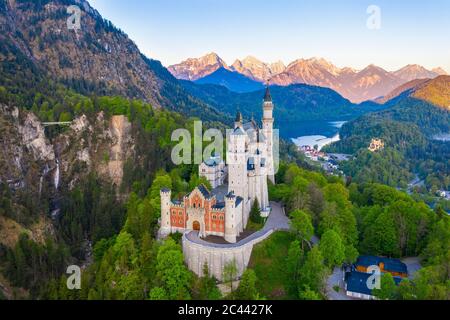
<box><xmin>248</xmin><ymin>231</ymin><xmax>296</xmax><ymax>299</ymax></box>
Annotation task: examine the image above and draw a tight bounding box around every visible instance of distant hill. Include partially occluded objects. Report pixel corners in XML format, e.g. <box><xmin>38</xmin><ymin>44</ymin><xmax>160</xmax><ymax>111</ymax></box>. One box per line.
<box><xmin>377</xmin><ymin>76</ymin><xmax>450</xmax><ymax>110</ymax></box>
<box><xmin>194</xmin><ymin>67</ymin><xmax>264</xmax><ymax>93</ymax></box>
<box><xmin>181</xmin><ymin>80</ymin><xmax>389</xmax><ymax>138</ymax></box>
<box><xmin>375</xmin><ymin>78</ymin><xmax>431</xmax><ymax>104</ymax></box>
<box><xmin>326</xmin><ymin>76</ymin><xmax>450</xmax><ymax>189</ymax></box>
<box><xmin>412</xmin><ymin>75</ymin><xmax>450</xmax><ymax>110</ymax></box>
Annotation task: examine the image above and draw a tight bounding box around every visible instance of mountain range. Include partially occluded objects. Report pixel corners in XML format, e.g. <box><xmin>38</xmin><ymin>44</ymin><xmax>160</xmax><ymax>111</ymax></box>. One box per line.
<box><xmin>168</xmin><ymin>53</ymin><xmax>448</xmax><ymax>103</ymax></box>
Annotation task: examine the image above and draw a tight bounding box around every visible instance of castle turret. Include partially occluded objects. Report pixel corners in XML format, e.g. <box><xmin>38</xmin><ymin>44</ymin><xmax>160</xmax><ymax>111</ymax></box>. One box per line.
<box><xmin>262</xmin><ymin>86</ymin><xmax>275</xmax><ymax>184</ymax></box>
<box><xmin>224</xmin><ymin>192</ymin><xmax>238</xmax><ymax>243</ymax></box>
<box><xmin>235</xmin><ymin>110</ymin><xmax>243</xmax><ymax>129</ymax></box>
<box><xmin>160</xmin><ymin>188</ymin><xmax>172</xmax><ymax>236</ymax></box>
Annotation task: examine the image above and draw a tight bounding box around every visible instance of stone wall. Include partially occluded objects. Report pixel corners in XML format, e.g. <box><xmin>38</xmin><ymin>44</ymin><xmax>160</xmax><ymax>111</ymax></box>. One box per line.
<box><xmin>182</xmin><ymin>230</ymin><xmax>274</xmax><ymax>282</ymax></box>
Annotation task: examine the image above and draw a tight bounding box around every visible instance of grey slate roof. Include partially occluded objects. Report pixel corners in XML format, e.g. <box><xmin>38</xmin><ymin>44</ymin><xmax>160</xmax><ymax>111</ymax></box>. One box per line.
<box><xmin>198</xmin><ymin>184</ymin><xmax>212</xmax><ymax>199</ymax></box>
<box><xmin>212</xmin><ymin>202</ymin><xmax>225</xmax><ymax>210</ymax></box>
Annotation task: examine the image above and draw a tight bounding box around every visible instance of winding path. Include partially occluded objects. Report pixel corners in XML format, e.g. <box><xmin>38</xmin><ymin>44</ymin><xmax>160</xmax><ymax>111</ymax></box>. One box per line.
<box><xmin>185</xmin><ymin>202</ymin><xmax>290</xmax><ymax>249</ymax></box>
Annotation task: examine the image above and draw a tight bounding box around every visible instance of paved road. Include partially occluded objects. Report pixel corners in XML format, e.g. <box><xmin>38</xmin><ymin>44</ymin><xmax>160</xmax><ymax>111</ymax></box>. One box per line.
<box><xmin>402</xmin><ymin>257</ymin><xmax>422</xmax><ymax>279</ymax></box>
<box><xmin>326</xmin><ymin>267</ymin><xmax>352</xmax><ymax>300</ymax></box>
<box><xmin>185</xmin><ymin>201</ymin><xmax>290</xmax><ymax>249</ymax></box>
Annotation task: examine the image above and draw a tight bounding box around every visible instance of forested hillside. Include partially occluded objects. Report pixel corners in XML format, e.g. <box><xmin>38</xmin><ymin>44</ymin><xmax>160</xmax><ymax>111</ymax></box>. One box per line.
<box><xmin>327</xmin><ymin>90</ymin><xmax>450</xmax><ymax>190</ymax></box>
<box><xmin>182</xmin><ymin>81</ymin><xmax>387</xmax><ymax>125</ymax></box>
<box><xmin>0</xmin><ymin>0</ymin><xmax>229</xmax><ymax>124</ymax></box>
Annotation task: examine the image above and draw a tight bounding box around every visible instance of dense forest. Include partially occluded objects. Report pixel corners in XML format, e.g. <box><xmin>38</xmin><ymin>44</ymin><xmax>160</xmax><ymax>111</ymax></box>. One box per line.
<box><xmin>3</xmin><ymin>161</ymin><xmax>448</xmax><ymax>300</ymax></box>
<box><xmin>326</xmin><ymin>97</ymin><xmax>450</xmax><ymax>191</ymax></box>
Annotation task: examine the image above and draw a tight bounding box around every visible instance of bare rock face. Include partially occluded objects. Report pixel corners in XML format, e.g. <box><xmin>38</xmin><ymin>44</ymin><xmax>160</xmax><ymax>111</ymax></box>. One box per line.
<box><xmin>231</xmin><ymin>56</ymin><xmax>286</xmax><ymax>82</ymax></box>
<box><xmin>99</xmin><ymin>115</ymin><xmax>134</xmax><ymax>187</ymax></box>
<box><xmin>0</xmin><ymin>105</ymin><xmax>55</xmax><ymax>191</ymax></box>
<box><xmin>55</xmin><ymin>113</ymin><xmax>135</xmax><ymax>190</ymax></box>
<box><xmin>18</xmin><ymin>113</ymin><xmax>55</xmax><ymax>162</ymax></box>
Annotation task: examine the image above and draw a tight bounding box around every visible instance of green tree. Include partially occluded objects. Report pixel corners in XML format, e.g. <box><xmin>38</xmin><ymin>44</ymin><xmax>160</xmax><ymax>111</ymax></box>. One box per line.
<box><xmin>197</xmin><ymin>263</ymin><xmax>221</xmax><ymax>300</ymax></box>
<box><xmin>299</xmin><ymin>285</ymin><xmax>321</xmax><ymax>300</ymax></box>
<box><xmin>298</xmin><ymin>247</ymin><xmax>327</xmax><ymax>295</ymax></box>
<box><xmin>285</xmin><ymin>240</ymin><xmax>303</xmax><ymax>296</ymax></box>
<box><xmin>148</xmin><ymin>172</ymin><xmax>172</xmax><ymax>212</ymax></box>
<box><xmin>155</xmin><ymin>238</ymin><xmax>192</xmax><ymax>300</ymax></box>
<box><xmin>235</xmin><ymin>269</ymin><xmax>259</xmax><ymax>300</ymax></box>
<box><xmin>250</xmin><ymin>199</ymin><xmax>262</xmax><ymax>224</ymax></box>
<box><xmin>149</xmin><ymin>287</ymin><xmax>168</xmax><ymax>300</ymax></box>
<box><xmin>223</xmin><ymin>259</ymin><xmax>238</xmax><ymax>294</ymax></box>
<box><xmin>397</xmin><ymin>279</ymin><xmax>415</xmax><ymax>300</ymax></box>
<box><xmin>319</xmin><ymin>230</ymin><xmax>345</xmax><ymax>268</ymax></box>
<box><xmin>344</xmin><ymin>244</ymin><xmax>359</xmax><ymax>264</ymax></box>
<box><xmin>373</xmin><ymin>273</ymin><xmax>397</xmax><ymax>300</ymax></box>
<box><xmin>290</xmin><ymin>210</ymin><xmax>314</xmax><ymax>250</ymax></box>
<box><xmin>362</xmin><ymin>211</ymin><xmax>398</xmax><ymax>257</ymax></box>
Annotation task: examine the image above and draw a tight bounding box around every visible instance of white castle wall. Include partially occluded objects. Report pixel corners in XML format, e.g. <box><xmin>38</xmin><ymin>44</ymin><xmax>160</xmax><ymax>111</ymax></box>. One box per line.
<box><xmin>182</xmin><ymin>229</ymin><xmax>274</xmax><ymax>282</ymax></box>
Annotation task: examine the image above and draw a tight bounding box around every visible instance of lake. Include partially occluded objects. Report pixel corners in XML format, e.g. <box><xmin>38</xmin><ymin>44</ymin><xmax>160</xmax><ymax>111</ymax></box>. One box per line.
<box><xmin>278</xmin><ymin>120</ymin><xmax>347</xmax><ymax>139</ymax></box>
<box><xmin>432</xmin><ymin>133</ymin><xmax>450</xmax><ymax>142</ymax></box>
<box><xmin>278</xmin><ymin>120</ymin><xmax>347</xmax><ymax>149</ymax></box>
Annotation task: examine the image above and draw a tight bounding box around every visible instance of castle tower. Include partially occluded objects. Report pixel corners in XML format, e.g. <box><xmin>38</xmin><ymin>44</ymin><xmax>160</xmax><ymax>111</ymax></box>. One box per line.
<box><xmin>228</xmin><ymin>112</ymin><xmax>249</xmax><ymax>204</ymax></box>
<box><xmin>224</xmin><ymin>192</ymin><xmax>238</xmax><ymax>243</ymax></box>
<box><xmin>262</xmin><ymin>86</ymin><xmax>275</xmax><ymax>184</ymax></box>
<box><xmin>160</xmin><ymin>188</ymin><xmax>172</xmax><ymax>236</ymax></box>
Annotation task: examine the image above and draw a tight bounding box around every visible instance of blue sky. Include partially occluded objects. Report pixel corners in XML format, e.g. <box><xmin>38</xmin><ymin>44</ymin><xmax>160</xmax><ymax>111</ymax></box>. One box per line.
<box><xmin>89</xmin><ymin>0</ymin><xmax>450</xmax><ymax>72</ymax></box>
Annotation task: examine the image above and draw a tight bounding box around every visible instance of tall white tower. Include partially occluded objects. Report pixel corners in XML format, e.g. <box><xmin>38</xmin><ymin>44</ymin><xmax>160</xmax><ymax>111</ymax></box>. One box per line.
<box><xmin>262</xmin><ymin>87</ymin><xmax>275</xmax><ymax>184</ymax></box>
<box><xmin>160</xmin><ymin>188</ymin><xmax>172</xmax><ymax>236</ymax></box>
<box><xmin>224</xmin><ymin>192</ymin><xmax>239</xmax><ymax>243</ymax></box>
<box><xmin>228</xmin><ymin>112</ymin><xmax>249</xmax><ymax>203</ymax></box>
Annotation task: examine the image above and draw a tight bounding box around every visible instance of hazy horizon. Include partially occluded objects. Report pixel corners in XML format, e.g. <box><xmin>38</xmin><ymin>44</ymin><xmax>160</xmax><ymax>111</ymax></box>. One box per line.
<box><xmin>89</xmin><ymin>0</ymin><xmax>450</xmax><ymax>72</ymax></box>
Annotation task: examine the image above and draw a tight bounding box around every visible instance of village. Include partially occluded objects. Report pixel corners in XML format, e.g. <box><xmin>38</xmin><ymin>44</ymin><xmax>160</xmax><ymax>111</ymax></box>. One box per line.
<box><xmin>296</xmin><ymin>144</ymin><xmax>351</xmax><ymax>176</ymax></box>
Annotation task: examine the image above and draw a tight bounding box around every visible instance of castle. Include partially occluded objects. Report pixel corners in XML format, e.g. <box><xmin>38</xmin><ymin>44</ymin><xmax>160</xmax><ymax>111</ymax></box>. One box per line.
<box><xmin>160</xmin><ymin>87</ymin><xmax>275</xmax><ymax>243</ymax></box>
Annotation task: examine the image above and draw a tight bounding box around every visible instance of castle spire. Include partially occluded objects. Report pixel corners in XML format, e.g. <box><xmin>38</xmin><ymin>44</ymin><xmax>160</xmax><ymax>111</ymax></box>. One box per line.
<box><xmin>235</xmin><ymin>109</ymin><xmax>243</xmax><ymax>129</ymax></box>
<box><xmin>264</xmin><ymin>81</ymin><xmax>272</xmax><ymax>102</ymax></box>
<box><xmin>235</xmin><ymin>110</ymin><xmax>243</xmax><ymax>123</ymax></box>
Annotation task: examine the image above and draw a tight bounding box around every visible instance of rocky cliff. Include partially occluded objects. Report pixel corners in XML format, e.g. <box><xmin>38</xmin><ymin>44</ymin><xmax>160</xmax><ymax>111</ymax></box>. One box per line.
<box><xmin>0</xmin><ymin>104</ymin><xmax>135</xmax><ymax>232</ymax></box>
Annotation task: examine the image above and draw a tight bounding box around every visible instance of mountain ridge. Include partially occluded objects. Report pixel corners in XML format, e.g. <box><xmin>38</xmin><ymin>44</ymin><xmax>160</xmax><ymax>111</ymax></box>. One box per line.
<box><xmin>169</xmin><ymin>53</ymin><xmax>448</xmax><ymax>103</ymax></box>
